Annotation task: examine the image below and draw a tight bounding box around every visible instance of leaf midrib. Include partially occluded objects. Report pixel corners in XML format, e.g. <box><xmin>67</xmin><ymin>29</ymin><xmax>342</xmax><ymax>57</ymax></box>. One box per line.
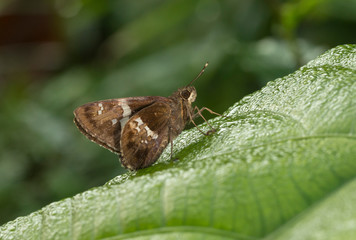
<box><xmin>100</xmin><ymin>226</ymin><xmax>258</xmax><ymax>240</ymax></box>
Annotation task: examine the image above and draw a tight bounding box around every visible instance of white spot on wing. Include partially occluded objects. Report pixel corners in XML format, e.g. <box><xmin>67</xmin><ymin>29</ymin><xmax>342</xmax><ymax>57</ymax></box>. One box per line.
<box><xmin>111</xmin><ymin>119</ymin><xmax>118</xmax><ymax>125</ymax></box>
<box><xmin>145</xmin><ymin>125</ymin><xmax>158</xmax><ymax>139</ymax></box>
<box><xmin>119</xmin><ymin>100</ymin><xmax>132</xmax><ymax>132</ymax></box>
<box><xmin>133</xmin><ymin>117</ymin><xmax>158</xmax><ymax>139</ymax></box>
<box><xmin>134</xmin><ymin>117</ymin><xmax>144</xmax><ymax>133</ymax></box>
<box><xmin>120</xmin><ymin>117</ymin><xmax>129</xmax><ymax>132</ymax></box>
<box><xmin>120</xmin><ymin>99</ymin><xmax>132</xmax><ymax>117</ymax></box>
<box><xmin>98</xmin><ymin>103</ymin><xmax>104</xmax><ymax>115</ymax></box>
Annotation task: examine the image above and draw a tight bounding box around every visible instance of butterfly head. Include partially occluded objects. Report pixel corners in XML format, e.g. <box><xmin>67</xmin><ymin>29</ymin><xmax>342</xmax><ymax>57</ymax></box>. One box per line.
<box><xmin>177</xmin><ymin>62</ymin><xmax>207</xmax><ymax>104</ymax></box>
<box><xmin>179</xmin><ymin>86</ymin><xmax>197</xmax><ymax>103</ymax></box>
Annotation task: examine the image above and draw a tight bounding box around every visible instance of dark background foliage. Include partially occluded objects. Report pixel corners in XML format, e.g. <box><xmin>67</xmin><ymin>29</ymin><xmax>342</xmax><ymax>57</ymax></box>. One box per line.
<box><xmin>0</xmin><ymin>0</ymin><xmax>355</xmax><ymax>225</ymax></box>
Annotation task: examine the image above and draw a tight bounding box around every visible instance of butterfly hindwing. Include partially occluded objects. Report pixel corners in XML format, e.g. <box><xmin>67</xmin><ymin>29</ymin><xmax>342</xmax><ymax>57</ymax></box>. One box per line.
<box><xmin>120</xmin><ymin>101</ymin><xmax>172</xmax><ymax>170</ymax></box>
<box><xmin>73</xmin><ymin>96</ymin><xmax>166</xmax><ymax>153</ymax></box>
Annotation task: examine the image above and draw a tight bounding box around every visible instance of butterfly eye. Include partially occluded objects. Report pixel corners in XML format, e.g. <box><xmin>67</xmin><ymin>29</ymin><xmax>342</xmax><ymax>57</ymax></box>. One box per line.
<box><xmin>181</xmin><ymin>90</ymin><xmax>191</xmax><ymax>99</ymax></box>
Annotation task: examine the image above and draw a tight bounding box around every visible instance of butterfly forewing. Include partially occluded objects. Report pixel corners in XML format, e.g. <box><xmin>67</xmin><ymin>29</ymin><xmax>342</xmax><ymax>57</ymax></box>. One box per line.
<box><xmin>120</xmin><ymin>101</ymin><xmax>172</xmax><ymax>170</ymax></box>
<box><xmin>73</xmin><ymin>97</ymin><xmax>165</xmax><ymax>153</ymax></box>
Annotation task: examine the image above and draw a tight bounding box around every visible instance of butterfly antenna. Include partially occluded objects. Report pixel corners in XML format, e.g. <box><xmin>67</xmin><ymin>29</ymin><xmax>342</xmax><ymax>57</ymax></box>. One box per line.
<box><xmin>186</xmin><ymin>62</ymin><xmax>209</xmax><ymax>86</ymax></box>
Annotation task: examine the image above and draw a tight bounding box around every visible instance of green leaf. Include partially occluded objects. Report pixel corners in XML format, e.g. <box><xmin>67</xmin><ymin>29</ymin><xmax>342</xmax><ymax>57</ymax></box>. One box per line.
<box><xmin>1</xmin><ymin>44</ymin><xmax>355</xmax><ymax>240</ymax></box>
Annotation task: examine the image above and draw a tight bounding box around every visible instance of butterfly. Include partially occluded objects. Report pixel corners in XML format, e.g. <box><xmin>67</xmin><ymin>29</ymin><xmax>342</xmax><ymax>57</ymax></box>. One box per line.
<box><xmin>73</xmin><ymin>63</ymin><xmax>220</xmax><ymax>170</ymax></box>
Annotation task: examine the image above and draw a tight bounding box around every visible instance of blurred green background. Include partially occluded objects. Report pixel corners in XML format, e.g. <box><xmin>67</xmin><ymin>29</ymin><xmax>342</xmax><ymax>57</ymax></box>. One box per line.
<box><xmin>0</xmin><ymin>0</ymin><xmax>355</xmax><ymax>225</ymax></box>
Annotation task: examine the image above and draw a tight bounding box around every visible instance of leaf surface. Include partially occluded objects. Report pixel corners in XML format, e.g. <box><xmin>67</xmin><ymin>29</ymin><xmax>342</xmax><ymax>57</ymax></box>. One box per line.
<box><xmin>1</xmin><ymin>44</ymin><xmax>355</xmax><ymax>240</ymax></box>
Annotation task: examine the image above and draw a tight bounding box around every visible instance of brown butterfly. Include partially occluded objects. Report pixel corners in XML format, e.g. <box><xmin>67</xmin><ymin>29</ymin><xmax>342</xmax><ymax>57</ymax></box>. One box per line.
<box><xmin>73</xmin><ymin>63</ymin><xmax>220</xmax><ymax>170</ymax></box>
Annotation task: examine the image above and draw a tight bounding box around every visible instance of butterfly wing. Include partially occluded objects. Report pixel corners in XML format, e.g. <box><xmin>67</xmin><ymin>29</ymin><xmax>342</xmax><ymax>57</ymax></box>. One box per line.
<box><xmin>73</xmin><ymin>96</ymin><xmax>166</xmax><ymax>153</ymax></box>
<box><xmin>120</xmin><ymin>101</ymin><xmax>173</xmax><ymax>170</ymax></box>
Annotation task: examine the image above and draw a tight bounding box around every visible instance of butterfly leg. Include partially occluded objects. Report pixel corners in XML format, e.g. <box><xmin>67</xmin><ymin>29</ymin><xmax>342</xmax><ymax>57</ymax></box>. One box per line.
<box><xmin>188</xmin><ymin>109</ymin><xmax>213</xmax><ymax>136</ymax></box>
<box><xmin>168</xmin><ymin>126</ymin><xmax>175</xmax><ymax>161</ymax></box>
<box><xmin>192</xmin><ymin>106</ymin><xmax>221</xmax><ymax>135</ymax></box>
<box><xmin>194</xmin><ymin>106</ymin><xmax>222</xmax><ymax>118</ymax></box>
